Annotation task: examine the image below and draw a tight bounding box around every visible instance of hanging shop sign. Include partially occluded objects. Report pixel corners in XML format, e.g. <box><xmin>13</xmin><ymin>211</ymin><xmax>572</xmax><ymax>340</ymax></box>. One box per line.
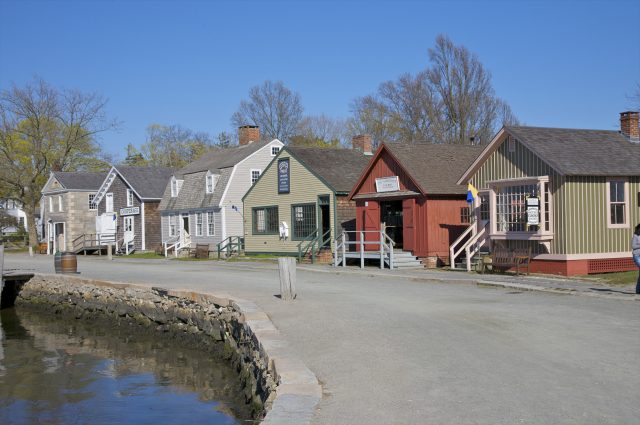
<box><xmin>375</xmin><ymin>176</ymin><xmax>400</xmax><ymax>193</ymax></box>
<box><xmin>278</xmin><ymin>158</ymin><xmax>290</xmax><ymax>194</ymax></box>
<box><xmin>119</xmin><ymin>206</ymin><xmax>140</xmax><ymax>216</ymax></box>
<box><xmin>526</xmin><ymin>197</ymin><xmax>539</xmax><ymax>226</ymax></box>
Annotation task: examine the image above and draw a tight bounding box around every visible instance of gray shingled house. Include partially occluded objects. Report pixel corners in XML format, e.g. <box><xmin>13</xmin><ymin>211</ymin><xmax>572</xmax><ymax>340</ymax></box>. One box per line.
<box><xmin>158</xmin><ymin>127</ymin><xmax>283</xmax><ymax>255</ymax></box>
<box><xmin>92</xmin><ymin>165</ymin><xmax>174</xmax><ymax>253</ymax></box>
<box><xmin>454</xmin><ymin>111</ymin><xmax>640</xmax><ymax>275</ymax></box>
<box><xmin>41</xmin><ymin>171</ymin><xmax>107</xmax><ymax>253</ymax></box>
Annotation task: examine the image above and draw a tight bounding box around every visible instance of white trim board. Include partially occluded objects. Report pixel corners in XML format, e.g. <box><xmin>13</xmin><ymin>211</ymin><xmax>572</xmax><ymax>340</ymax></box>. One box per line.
<box><xmin>534</xmin><ymin>252</ymin><xmax>632</xmax><ymax>261</ymax></box>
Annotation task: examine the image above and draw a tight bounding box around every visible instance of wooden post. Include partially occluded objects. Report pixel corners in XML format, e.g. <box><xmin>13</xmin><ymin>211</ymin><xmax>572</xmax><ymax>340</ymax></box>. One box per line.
<box><xmin>342</xmin><ymin>232</ymin><xmax>346</xmax><ymax>268</ymax></box>
<box><xmin>379</xmin><ymin>230</ymin><xmax>384</xmax><ymax>269</ymax></box>
<box><xmin>278</xmin><ymin>257</ymin><xmax>297</xmax><ymax>301</ymax></box>
<box><xmin>360</xmin><ymin>231</ymin><xmax>364</xmax><ymax>269</ymax></box>
<box><xmin>107</xmin><ymin>243</ymin><xmax>113</xmax><ymax>261</ymax></box>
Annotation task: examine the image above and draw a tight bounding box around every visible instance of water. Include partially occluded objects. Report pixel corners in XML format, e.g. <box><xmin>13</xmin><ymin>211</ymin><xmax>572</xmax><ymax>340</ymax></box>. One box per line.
<box><xmin>0</xmin><ymin>306</ymin><xmax>255</xmax><ymax>425</ymax></box>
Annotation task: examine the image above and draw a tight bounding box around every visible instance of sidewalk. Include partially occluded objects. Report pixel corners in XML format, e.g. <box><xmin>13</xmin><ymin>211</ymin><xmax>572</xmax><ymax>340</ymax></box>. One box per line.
<box><xmin>299</xmin><ymin>263</ymin><xmax>640</xmax><ymax>301</ymax></box>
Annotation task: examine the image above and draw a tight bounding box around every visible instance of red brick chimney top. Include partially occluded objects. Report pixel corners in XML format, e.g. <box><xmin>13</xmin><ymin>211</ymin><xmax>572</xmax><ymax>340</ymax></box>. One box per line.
<box><xmin>352</xmin><ymin>134</ymin><xmax>373</xmax><ymax>155</ymax></box>
<box><xmin>620</xmin><ymin>111</ymin><xmax>639</xmax><ymax>142</ymax></box>
<box><xmin>238</xmin><ymin>125</ymin><xmax>260</xmax><ymax>145</ymax></box>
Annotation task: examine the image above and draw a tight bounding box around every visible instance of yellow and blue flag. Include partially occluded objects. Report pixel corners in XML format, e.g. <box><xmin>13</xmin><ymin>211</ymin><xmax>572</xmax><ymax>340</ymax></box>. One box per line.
<box><xmin>466</xmin><ymin>183</ymin><xmax>478</xmax><ymax>204</ymax></box>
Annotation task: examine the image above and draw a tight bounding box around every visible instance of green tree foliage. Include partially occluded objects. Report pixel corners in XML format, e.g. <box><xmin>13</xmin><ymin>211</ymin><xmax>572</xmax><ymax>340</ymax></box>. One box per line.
<box><xmin>350</xmin><ymin>34</ymin><xmax>518</xmax><ymax>146</ymax></box>
<box><xmin>123</xmin><ymin>143</ymin><xmax>147</xmax><ymax>166</ymax></box>
<box><xmin>0</xmin><ymin>78</ymin><xmax>115</xmax><ymax>248</ymax></box>
<box><xmin>216</xmin><ymin>131</ymin><xmax>234</xmax><ymax>148</ymax></box>
<box><xmin>139</xmin><ymin>124</ymin><xmax>213</xmax><ymax>168</ymax></box>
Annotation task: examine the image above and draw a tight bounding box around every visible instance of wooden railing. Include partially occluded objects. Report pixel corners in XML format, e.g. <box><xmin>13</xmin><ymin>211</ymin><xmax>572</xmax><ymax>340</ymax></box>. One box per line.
<box><xmin>72</xmin><ymin>233</ymin><xmax>116</xmax><ymax>253</ymax></box>
<box><xmin>164</xmin><ymin>231</ymin><xmax>191</xmax><ymax>258</ymax></box>
<box><xmin>333</xmin><ymin>230</ymin><xmax>395</xmax><ymax>269</ymax></box>
<box><xmin>217</xmin><ymin>236</ymin><xmax>244</xmax><ymax>259</ymax></box>
<box><xmin>296</xmin><ymin>229</ymin><xmax>331</xmax><ymax>264</ymax></box>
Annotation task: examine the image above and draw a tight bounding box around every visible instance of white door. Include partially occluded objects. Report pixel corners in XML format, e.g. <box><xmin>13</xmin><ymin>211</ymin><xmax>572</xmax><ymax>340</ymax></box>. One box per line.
<box><xmin>106</xmin><ymin>193</ymin><xmax>114</xmax><ymax>213</ymax></box>
<box><xmin>123</xmin><ymin>216</ymin><xmax>134</xmax><ymax>243</ymax></box>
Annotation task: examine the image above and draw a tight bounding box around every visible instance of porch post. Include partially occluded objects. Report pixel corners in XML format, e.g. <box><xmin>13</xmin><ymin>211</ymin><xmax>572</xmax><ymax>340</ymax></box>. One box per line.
<box><xmin>342</xmin><ymin>232</ymin><xmax>346</xmax><ymax>268</ymax></box>
<box><xmin>360</xmin><ymin>231</ymin><xmax>364</xmax><ymax>269</ymax></box>
<box><xmin>379</xmin><ymin>230</ymin><xmax>384</xmax><ymax>270</ymax></box>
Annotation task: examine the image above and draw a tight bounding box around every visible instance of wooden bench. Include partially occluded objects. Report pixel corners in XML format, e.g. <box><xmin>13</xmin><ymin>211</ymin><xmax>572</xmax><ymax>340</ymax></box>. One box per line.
<box><xmin>190</xmin><ymin>243</ymin><xmax>211</xmax><ymax>259</ymax></box>
<box><xmin>490</xmin><ymin>248</ymin><xmax>531</xmax><ymax>275</ymax></box>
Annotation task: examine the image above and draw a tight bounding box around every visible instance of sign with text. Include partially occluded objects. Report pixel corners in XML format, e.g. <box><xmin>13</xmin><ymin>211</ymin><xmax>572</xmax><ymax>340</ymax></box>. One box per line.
<box><xmin>526</xmin><ymin>197</ymin><xmax>539</xmax><ymax>226</ymax></box>
<box><xmin>119</xmin><ymin>206</ymin><xmax>140</xmax><ymax>216</ymax></box>
<box><xmin>278</xmin><ymin>158</ymin><xmax>290</xmax><ymax>194</ymax></box>
<box><xmin>375</xmin><ymin>176</ymin><xmax>400</xmax><ymax>193</ymax></box>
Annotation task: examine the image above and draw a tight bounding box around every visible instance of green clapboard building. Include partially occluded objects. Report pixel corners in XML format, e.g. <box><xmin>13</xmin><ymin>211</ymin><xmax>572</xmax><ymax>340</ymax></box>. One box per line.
<box><xmin>455</xmin><ymin>111</ymin><xmax>640</xmax><ymax>276</ymax></box>
<box><xmin>242</xmin><ymin>143</ymin><xmax>371</xmax><ymax>258</ymax></box>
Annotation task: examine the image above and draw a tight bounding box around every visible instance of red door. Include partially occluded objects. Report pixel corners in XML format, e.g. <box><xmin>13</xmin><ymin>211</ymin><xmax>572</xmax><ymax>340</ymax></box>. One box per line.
<box><xmin>363</xmin><ymin>201</ymin><xmax>380</xmax><ymax>251</ymax></box>
<box><xmin>402</xmin><ymin>198</ymin><xmax>415</xmax><ymax>252</ymax></box>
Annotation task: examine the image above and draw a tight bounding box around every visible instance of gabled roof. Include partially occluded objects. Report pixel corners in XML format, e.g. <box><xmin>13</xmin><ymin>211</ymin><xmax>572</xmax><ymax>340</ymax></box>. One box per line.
<box><xmin>44</xmin><ymin>171</ymin><xmax>107</xmax><ymax>192</ymax></box>
<box><xmin>350</xmin><ymin>142</ymin><xmax>483</xmax><ymax>198</ymax></box>
<box><xmin>177</xmin><ymin>140</ymin><xmax>279</xmax><ymax>176</ymax></box>
<box><xmin>158</xmin><ymin>168</ymin><xmax>232</xmax><ymax>211</ymax></box>
<box><xmin>459</xmin><ymin>125</ymin><xmax>640</xmax><ymax>183</ymax></box>
<box><xmin>286</xmin><ymin>147</ymin><xmax>371</xmax><ymax>193</ymax></box>
<box><xmin>116</xmin><ymin>166</ymin><xmax>175</xmax><ymax>199</ymax></box>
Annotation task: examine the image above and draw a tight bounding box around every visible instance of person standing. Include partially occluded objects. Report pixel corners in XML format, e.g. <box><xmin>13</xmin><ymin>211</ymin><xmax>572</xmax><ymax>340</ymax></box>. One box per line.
<box><xmin>632</xmin><ymin>224</ymin><xmax>640</xmax><ymax>294</ymax></box>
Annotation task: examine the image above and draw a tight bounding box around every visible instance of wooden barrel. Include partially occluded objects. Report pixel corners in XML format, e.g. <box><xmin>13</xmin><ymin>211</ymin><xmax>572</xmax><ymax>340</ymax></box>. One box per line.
<box><xmin>60</xmin><ymin>252</ymin><xmax>78</xmax><ymax>274</ymax></box>
<box><xmin>54</xmin><ymin>251</ymin><xmax>62</xmax><ymax>273</ymax></box>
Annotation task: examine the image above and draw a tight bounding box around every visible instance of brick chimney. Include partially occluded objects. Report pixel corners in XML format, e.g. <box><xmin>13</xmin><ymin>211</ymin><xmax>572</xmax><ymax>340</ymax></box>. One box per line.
<box><xmin>620</xmin><ymin>111</ymin><xmax>639</xmax><ymax>142</ymax></box>
<box><xmin>238</xmin><ymin>125</ymin><xmax>260</xmax><ymax>145</ymax></box>
<box><xmin>352</xmin><ymin>134</ymin><xmax>373</xmax><ymax>155</ymax></box>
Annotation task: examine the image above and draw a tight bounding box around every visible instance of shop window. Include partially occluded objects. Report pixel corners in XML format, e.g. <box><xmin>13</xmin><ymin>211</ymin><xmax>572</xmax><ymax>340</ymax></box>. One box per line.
<box><xmin>495</xmin><ymin>184</ymin><xmax>537</xmax><ymax>232</ymax></box>
<box><xmin>252</xmin><ymin>206</ymin><xmax>279</xmax><ymax>234</ymax></box>
<box><xmin>292</xmin><ymin>204</ymin><xmax>316</xmax><ymax>239</ymax></box>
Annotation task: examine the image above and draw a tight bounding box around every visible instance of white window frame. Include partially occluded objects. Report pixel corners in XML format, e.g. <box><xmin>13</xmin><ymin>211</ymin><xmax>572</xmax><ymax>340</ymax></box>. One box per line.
<box><xmin>207</xmin><ymin>211</ymin><xmax>215</xmax><ymax>236</ymax></box>
<box><xmin>271</xmin><ymin>146</ymin><xmax>281</xmax><ymax>156</ymax></box>
<box><xmin>106</xmin><ymin>193</ymin><xmax>114</xmax><ymax>213</ymax></box>
<box><xmin>58</xmin><ymin>195</ymin><xmax>63</xmax><ymax>212</ymax></box>
<box><xmin>606</xmin><ymin>177</ymin><xmax>629</xmax><ymax>229</ymax></box>
<box><xmin>487</xmin><ymin>176</ymin><xmax>553</xmax><ymax>240</ymax></box>
<box><xmin>171</xmin><ymin>177</ymin><xmax>183</xmax><ymax>197</ymax></box>
<box><xmin>49</xmin><ymin>196</ymin><xmax>54</xmax><ymax>212</ymax></box>
<box><xmin>250</xmin><ymin>169</ymin><xmax>261</xmax><ymax>185</ymax></box>
<box><xmin>88</xmin><ymin>194</ymin><xmax>97</xmax><ymax>211</ymax></box>
<box><xmin>169</xmin><ymin>214</ymin><xmax>177</xmax><ymax>237</ymax></box>
<box><xmin>195</xmin><ymin>212</ymin><xmax>203</xmax><ymax>236</ymax></box>
<box><xmin>205</xmin><ymin>173</ymin><xmax>214</xmax><ymax>194</ymax></box>
<box><xmin>126</xmin><ymin>189</ymin><xmax>134</xmax><ymax>207</ymax></box>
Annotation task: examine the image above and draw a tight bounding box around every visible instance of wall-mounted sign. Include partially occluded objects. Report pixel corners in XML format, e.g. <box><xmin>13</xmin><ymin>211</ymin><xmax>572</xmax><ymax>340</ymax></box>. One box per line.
<box><xmin>526</xmin><ymin>197</ymin><xmax>539</xmax><ymax>226</ymax></box>
<box><xmin>375</xmin><ymin>176</ymin><xmax>400</xmax><ymax>193</ymax></box>
<box><xmin>120</xmin><ymin>206</ymin><xmax>140</xmax><ymax>216</ymax></box>
<box><xmin>278</xmin><ymin>158</ymin><xmax>290</xmax><ymax>194</ymax></box>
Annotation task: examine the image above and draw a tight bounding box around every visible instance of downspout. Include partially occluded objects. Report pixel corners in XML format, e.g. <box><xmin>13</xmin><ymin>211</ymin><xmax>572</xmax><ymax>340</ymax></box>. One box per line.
<box><xmin>141</xmin><ymin>201</ymin><xmax>146</xmax><ymax>251</ymax></box>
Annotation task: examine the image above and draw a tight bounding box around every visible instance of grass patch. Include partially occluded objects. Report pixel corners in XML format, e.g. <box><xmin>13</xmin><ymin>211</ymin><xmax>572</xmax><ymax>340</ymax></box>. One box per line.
<box><xmin>125</xmin><ymin>252</ymin><xmax>166</xmax><ymax>259</ymax></box>
<box><xmin>579</xmin><ymin>270</ymin><xmax>638</xmax><ymax>286</ymax></box>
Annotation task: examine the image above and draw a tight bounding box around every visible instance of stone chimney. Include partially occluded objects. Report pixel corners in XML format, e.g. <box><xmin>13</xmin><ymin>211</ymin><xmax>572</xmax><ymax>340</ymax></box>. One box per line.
<box><xmin>352</xmin><ymin>134</ymin><xmax>373</xmax><ymax>155</ymax></box>
<box><xmin>620</xmin><ymin>111</ymin><xmax>639</xmax><ymax>142</ymax></box>
<box><xmin>238</xmin><ymin>125</ymin><xmax>260</xmax><ymax>146</ymax></box>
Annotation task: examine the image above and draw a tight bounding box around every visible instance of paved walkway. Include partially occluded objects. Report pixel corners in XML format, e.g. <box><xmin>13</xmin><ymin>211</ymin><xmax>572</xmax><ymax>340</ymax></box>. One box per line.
<box><xmin>4</xmin><ymin>253</ymin><xmax>640</xmax><ymax>425</ymax></box>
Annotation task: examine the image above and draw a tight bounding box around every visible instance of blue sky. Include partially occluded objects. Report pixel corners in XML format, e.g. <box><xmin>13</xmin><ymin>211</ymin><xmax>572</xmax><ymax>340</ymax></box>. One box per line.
<box><xmin>1</xmin><ymin>0</ymin><xmax>638</xmax><ymax>159</ymax></box>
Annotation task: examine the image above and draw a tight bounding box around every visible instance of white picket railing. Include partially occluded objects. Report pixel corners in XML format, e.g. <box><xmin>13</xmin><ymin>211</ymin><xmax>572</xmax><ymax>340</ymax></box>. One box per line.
<box><xmin>334</xmin><ymin>230</ymin><xmax>395</xmax><ymax>269</ymax></box>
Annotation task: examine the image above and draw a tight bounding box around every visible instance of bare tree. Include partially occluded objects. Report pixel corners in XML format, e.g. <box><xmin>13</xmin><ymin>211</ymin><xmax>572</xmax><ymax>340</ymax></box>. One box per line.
<box><xmin>350</xmin><ymin>35</ymin><xmax>517</xmax><ymax>145</ymax></box>
<box><xmin>231</xmin><ymin>81</ymin><xmax>303</xmax><ymax>142</ymax></box>
<box><xmin>0</xmin><ymin>78</ymin><xmax>116</xmax><ymax>250</ymax></box>
<box><xmin>292</xmin><ymin>114</ymin><xmax>349</xmax><ymax>147</ymax></box>
<box><xmin>140</xmin><ymin>124</ymin><xmax>213</xmax><ymax>168</ymax></box>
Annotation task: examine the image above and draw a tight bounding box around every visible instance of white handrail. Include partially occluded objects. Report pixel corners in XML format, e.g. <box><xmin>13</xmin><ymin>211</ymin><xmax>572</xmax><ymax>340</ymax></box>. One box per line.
<box><xmin>164</xmin><ymin>236</ymin><xmax>180</xmax><ymax>258</ymax></box>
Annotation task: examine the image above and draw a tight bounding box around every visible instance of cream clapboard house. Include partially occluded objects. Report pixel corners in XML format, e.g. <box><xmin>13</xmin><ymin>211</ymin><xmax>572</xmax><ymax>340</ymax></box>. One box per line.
<box><xmin>158</xmin><ymin>126</ymin><xmax>283</xmax><ymax>254</ymax></box>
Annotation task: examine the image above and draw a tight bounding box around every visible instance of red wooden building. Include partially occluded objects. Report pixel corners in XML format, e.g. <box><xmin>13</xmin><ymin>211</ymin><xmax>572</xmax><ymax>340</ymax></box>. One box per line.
<box><xmin>348</xmin><ymin>142</ymin><xmax>482</xmax><ymax>266</ymax></box>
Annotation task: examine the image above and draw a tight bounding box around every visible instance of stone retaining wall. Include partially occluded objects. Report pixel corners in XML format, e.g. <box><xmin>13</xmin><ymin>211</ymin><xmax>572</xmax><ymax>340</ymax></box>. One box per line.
<box><xmin>15</xmin><ymin>273</ymin><xmax>321</xmax><ymax>424</ymax></box>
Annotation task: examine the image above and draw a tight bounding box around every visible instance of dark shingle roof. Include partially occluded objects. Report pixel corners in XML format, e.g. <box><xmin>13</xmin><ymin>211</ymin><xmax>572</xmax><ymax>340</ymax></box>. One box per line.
<box><xmin>385</xmin><ymin>143</ymin><xmax>484</xmax><ymax>195</ymax></box>
<box><xmin>287</xmin><ymin>147</ymin><xmax>371</xmax><ymax>193</ymax></box>
<box><xmin>505</xmin><ymin>126</ymin><xmax>640</xmax><ymax>176</ymax></box>
<box><xmin>178</xmin><ymin>140</ymin><xmax>272</xmax><ymax>176</ymax></box>
<box><xmin>53</xmin><ymin>171</ymin><xmax>107</xmax><ymax>190</ymax></box>
<box><xmin>117</xmin><ymin>166</ymin><xmax>175</xmax><ymax>199</ymax></box>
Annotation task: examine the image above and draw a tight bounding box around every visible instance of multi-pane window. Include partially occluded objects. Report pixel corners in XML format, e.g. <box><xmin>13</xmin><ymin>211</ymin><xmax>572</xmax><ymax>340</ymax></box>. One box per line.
<box><xmin>271</xmin><ymin>146</ymin><xmax>280</xmax><ymax>156</ymax></box>
<box><xmin>460</xmin><ymin>207</ymin><xmax>470</xmax><ymax>224</ymax></box>
<box><xmin>195</xmin><ymin>212</ymin><xmax>203</xmax><ymax>236</ymax></box>
<box><xmin>252</xmin><ymin>206</ymin><xmax>279</xmax><ymax>234</ymax></box>
<box><xmin>207</xmin><ymin>211</ymin><xmax>215</xmax><ymax>236</ymax></box>
<box><xmin>479</xmin><ymin>193</ymin><xmax>490</xmax><ymax>221</ymax></box>
<box><xmin>251</xmin><ymin>169</ymin><xmax>261</xmax><ymax>185</ymax></box>
<box><xmin>609</xmin><ymin>180</ymin><xmax>626</xmax><ymax>226</ymax></box>
<box><xmin>495</xmin><ymin>184</ymin><xmax>537</xmax><ymax>232</ymax></box>
<box><xmin>171</xmin><ymin>177</ymin><xmax>183</xmax><ymax>197</ymax></box>
<box><xmin>126</xmin><ymin>189</ymin><xmax>134</xmax><ymax>207</ymax></box>
<box><xmin>169</xmin><ymin>214</ymin><xmax>177</xmax><ymax>237</ymax></box>
<box><xmin>88</xmin><ymin>194</ymin><xmax>97</xmax><ymax>210</ymax></box>
<box><xmin>58</xmin><ymin>195</ymin><xmax>63</xmax><ymax>212</ymax></box>
<box><xmin>292</xmin><ymin>204</ymin><xmax>316</xmax><ymax>239</ymax></box>
<box><xmin>543</xmin><ymin>182</ymin><xmax>551</xmax><ymax>232</ymax></box>
<box><xmin>206</xmin><ymin>174</ymin><xmax>216</xmax><ymax>193</ymax></box>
